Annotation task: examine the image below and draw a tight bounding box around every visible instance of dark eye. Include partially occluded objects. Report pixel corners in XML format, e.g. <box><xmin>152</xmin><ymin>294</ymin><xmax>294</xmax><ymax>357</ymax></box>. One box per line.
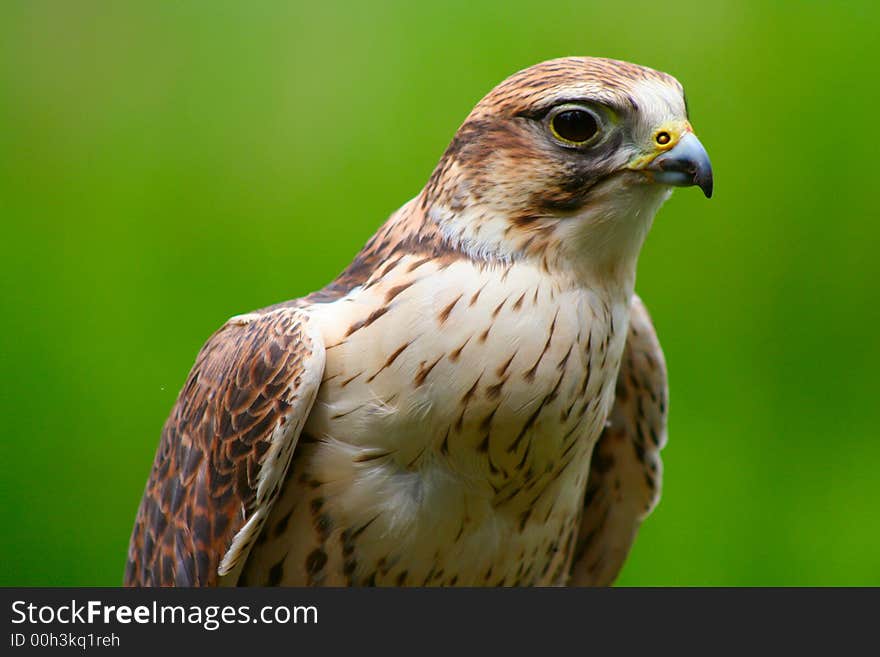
<box><xmin>549</xmin><ymin>107</ymin><xmax>599</xmax><ymax>145</ymax></box>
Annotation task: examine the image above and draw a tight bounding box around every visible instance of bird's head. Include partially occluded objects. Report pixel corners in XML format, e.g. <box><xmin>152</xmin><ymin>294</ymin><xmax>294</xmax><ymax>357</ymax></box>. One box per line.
<box><xmin>421</xmin><ymin>57</ymin><xmax>712</xmax><ymax>285</ymax></box>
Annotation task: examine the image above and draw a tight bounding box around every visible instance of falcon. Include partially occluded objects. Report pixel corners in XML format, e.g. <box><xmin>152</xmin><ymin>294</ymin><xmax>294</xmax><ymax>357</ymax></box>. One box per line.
<box><xmin>125</xmin><ymin>57</ymin><xmax>712</xmax><ymax>587</ymax></box>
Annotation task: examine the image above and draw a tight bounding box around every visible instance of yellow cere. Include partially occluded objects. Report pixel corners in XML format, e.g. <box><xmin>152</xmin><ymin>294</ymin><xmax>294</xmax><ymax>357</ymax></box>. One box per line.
<box><xmin>626</xmin><ymin>120</ymin><xmax>693</xmax><ymax>170</ymax></box>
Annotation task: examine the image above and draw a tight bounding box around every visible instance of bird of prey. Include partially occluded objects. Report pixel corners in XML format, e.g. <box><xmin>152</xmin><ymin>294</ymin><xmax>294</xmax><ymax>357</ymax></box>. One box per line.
<box><xmin>125</xmin><ymin>57</ymin><xmax>712</xmax><ymax>587</ymax></box>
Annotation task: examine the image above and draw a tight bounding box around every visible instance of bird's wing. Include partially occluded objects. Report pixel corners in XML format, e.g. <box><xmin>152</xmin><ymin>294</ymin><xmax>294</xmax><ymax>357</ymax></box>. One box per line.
<box><xmin>124</xmin><ymin>306</ymin><xmax>325</xmax><ymax>586</ymax></box>
<box><xmin>569</xmin><ymin>295</ymin><xmax>668</xmax><ymax>586</ymax></box>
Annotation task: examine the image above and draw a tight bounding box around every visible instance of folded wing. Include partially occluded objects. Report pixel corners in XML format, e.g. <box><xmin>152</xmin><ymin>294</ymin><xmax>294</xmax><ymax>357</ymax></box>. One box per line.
<box><xmin>124</xmin><ymin>307</ymin><xmax>325</xmax><ymax>586</ymax></box>
<box><xmin>569</xmin><ymin>295</ymin><xmax>669</xmax><ymax>586</ymax></box>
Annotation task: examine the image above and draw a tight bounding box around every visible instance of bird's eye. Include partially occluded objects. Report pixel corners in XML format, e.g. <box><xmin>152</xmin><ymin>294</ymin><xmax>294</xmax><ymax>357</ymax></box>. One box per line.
<box><xmin>548</xmin><ymin>106</ymin><xmax>600</xmax><ymax>146</ymax></box>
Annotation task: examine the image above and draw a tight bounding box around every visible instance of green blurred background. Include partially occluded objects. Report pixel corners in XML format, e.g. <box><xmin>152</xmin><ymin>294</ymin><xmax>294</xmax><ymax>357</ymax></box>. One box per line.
<box><xmin>2</xmin><ymin>1</ymin><xmax>878</xmax><ymax>586</ymax></box>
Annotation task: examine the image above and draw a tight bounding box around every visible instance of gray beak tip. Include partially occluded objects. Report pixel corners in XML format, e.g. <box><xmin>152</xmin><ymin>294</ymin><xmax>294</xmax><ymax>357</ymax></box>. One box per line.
<box><xmin>698</xmin><ymin>171</ymin><xmax>714</xmax><ymax>199</ymax></box>
<box><xmin>648</xmin><ymin>132</ymin><xmax>713</xmax><ymax>199</ymax></box>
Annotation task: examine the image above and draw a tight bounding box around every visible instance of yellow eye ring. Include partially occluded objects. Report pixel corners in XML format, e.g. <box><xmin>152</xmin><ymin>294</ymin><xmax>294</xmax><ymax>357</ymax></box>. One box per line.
<box><xmin>548</xmin><ymin>105</ymin><xmax>601</xmax><ymax>146</ymax></box>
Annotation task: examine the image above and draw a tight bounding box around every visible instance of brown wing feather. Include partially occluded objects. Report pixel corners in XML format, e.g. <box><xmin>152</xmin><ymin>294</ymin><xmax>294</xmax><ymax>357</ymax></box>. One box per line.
<box><xmin>124</xmin><ymin>307</ymin><xmax>325</xmax><ymax>586</ymax></box>
<box><xmin>569</xmin><ymin>295</ymin><xmax>668</xmax><ymax>586</ymax></box>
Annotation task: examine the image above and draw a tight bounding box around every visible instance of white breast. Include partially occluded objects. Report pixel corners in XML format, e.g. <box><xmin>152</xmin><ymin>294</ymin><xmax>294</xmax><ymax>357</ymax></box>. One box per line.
<box><xmin>289</xmin><ymin>255</ymin><xmax>630</xmax><ymax>585</ymax></box>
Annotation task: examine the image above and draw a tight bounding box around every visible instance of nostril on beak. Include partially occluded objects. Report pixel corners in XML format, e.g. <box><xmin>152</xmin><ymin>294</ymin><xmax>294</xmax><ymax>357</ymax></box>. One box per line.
<box><xmin>647</xmin><ymin>132</ymin><xmax>713</xmax><ymax>198</ymax></box>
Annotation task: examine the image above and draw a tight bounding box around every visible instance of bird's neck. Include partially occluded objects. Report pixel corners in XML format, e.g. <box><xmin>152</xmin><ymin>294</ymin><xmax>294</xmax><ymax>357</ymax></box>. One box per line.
<box><xmin>403</xmin><ymin>182</ymin><xmax>670</xmax><ymax>300</ymax></box>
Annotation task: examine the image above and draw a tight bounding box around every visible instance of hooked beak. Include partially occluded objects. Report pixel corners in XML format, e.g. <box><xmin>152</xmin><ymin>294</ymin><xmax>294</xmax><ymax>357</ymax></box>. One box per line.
<box><xmin>647</xmin><ymin>132</ymin><xmax>713</xmax><ymax>198</ymax></box>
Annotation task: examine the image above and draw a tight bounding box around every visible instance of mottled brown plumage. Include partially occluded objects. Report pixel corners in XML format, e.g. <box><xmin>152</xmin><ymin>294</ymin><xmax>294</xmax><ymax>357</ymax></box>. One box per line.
<box><xmin>125</xmin><ymin>56</ymin><xmax>711</xmax><ymax>586</ymax></box>
<box><xmin>125</xmin><ymin>309</ymin><xmax>325</xmax><ymax>586</ymax></box>
<box><xmin>571</xmin><ymin>296</ymin><xmax>668</xmax><ymax>585</ymax></box>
